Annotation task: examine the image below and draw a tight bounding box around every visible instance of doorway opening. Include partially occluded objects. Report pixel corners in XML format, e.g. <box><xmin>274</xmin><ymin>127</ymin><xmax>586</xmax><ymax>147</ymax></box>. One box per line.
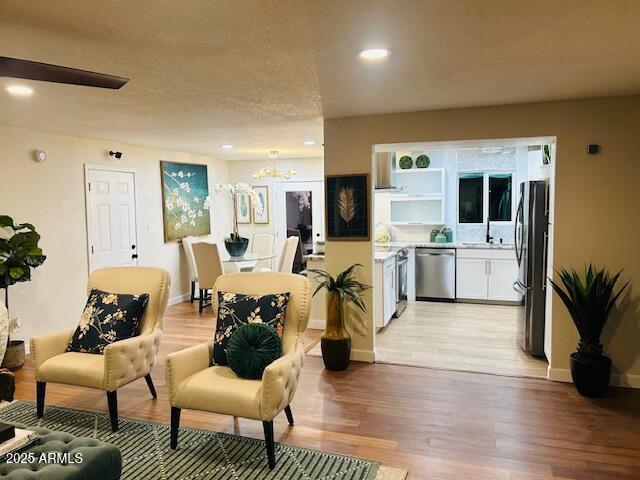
<box><xmin>371</xmin><ymin>137</ymin><xmax>556</xmax><ymax>379</ymax></box>
<box><xmin>274</xmin><ymin>180</ymin><xmax>324</xmax><ymax>273</ymax></box>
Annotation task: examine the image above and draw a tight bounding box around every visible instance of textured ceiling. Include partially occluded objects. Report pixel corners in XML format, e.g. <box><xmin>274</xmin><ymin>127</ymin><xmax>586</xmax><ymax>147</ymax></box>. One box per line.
<box><xmin>1</xmin><ymin>0</ymin><xmax>639</xmax><ymax>160</ymax></box>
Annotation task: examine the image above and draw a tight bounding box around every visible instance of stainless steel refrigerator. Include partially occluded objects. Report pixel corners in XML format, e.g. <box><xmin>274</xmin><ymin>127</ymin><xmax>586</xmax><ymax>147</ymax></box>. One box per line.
<box><xmin>513</xmin><ymin>181</ymin><xmax>549</xmax><ymax>358</ymax></box>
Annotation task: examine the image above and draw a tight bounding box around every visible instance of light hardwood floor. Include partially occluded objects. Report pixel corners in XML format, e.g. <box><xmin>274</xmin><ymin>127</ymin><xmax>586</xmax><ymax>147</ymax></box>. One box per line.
<box><xmin>374</xmin><ymin>301</ymin><xmax>548</xmax><ymax>378</ymax></box>
<box><xmin>13</xmin><ymin>301</ymin><xmax>640</xmax><ymax>479</ymax></box>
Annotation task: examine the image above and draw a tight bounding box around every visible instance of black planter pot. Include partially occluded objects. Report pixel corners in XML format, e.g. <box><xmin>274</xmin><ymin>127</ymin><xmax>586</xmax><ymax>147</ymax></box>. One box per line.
<box><xmin>224</xmin><ymin>237</ymin><xmax>249</xmax><ymax>257</ymax></box>
<box><xmin>321</xmin><ymin>337</ymin><xmax>351</xmax><ymax>371</ymax></box>
<box><xmin>570</xmin><ymin>352</ymin><xmax>611</xmax><ymax>398</ymax></box>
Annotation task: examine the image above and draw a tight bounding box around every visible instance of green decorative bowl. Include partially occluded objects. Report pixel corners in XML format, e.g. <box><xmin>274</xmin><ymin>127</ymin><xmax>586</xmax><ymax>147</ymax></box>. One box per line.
<box><xmin>416</xmin><ymin>154</ymin><xmax>430</xmax><ymax>168</ymax></box>
<box><xmin>399</xmin><ymin>155</ymin><xmax>413</xmax><ymax>169</ymax></box>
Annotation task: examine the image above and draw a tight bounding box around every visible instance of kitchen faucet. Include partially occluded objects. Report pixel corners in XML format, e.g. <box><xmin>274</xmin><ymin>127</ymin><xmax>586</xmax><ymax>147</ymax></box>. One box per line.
<box><xmin>486</xmin><ymin>219</ymin><xmax>493</xmax><ymax>243</ymax></box>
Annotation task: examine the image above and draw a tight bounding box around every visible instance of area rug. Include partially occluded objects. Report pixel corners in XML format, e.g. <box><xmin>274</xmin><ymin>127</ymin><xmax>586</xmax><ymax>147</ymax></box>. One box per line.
<box><xmin>0</xmin><ymin>401</ymin><xmax>407</xmax><ymax>480</ymax></box>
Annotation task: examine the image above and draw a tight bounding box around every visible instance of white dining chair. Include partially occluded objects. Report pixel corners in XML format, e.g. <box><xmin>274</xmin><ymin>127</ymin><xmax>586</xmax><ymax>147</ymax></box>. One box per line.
<box><xmin>278</xmin><ymin>236</ymin><xmax>299</xmax><ymax>273</ymax></box>
<box><xmin>181</xmin><ymin>236</ymin><xmax>199</xmax><ymax>303</ymax></box>
<box><xmin>251</xmin><ymin>233</ymin><xmax>275</xmax><ymax>271</ymax></box>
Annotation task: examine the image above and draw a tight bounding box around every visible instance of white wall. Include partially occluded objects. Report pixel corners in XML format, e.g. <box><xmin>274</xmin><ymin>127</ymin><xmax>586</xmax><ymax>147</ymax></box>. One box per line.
<box><xmin>227</xmin><ymin>157</ymin><xmax>324</xmax><ymax>239</ymax></box>
<box><xmin>0</xmin><ymin>125</ymin><xmax>230</xmax><ymax>344</ymax></box>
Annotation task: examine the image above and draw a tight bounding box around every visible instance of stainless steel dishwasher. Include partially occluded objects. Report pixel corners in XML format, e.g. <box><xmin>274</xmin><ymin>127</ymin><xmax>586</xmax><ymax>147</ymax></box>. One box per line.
<box><xmin>415</xmin><ymin>248</ymin><xmax>456</xmax><ymax>300</ymax></box>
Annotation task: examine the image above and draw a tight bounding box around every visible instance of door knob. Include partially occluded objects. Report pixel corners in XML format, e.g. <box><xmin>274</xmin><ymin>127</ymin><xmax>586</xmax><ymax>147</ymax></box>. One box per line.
<box><xmin>132</xmin><ymin>254</ymin><xmax>138</xmax><ymax>259</ymax></box>
<box><xmin>131</xmin><ymin>245</ymin><xmax>136</xmax><ymax>250</ymax></box>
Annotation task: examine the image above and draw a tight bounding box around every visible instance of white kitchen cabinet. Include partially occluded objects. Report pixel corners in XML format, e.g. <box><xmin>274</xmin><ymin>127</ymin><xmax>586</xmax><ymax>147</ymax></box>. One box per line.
<box><xmin>456</xmin><ymin>249</ymin><xmax>521</xmax><ymax>303</ymax></box>
<box><xmin>456</xmin><ymin>258</ymin><xmax>488</xmax><ymax>299</ymax></box>
<box><xmin>374</xmin><ymin>256</ymin><xmax>396</xmax><ymax>328</ymax></box>
<box><xmin>383</xmin><ymin>259</ymin><xmax>396</xmax><ymax>323</ymax></box>
<box><xmin>487</xmin><ymin>259</ymin><xmax>520</xmax><ymax>301</ymax></box>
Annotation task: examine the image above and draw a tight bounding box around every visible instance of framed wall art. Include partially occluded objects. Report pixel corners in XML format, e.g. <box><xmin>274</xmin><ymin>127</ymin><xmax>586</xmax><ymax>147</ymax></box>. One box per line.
<box><xmin>325</xmin><ymin>174</ymin><xmax>370</xmax><ymax>241</ymax></box>
<box><xmin>160</xmin><ymin>161</ymin><xmax>211</xmax><ymax>242</ymax></box>
<box><xmin>252</xmin><ymin>186</ymin><xmax>270</xmax><ymax>224</ymax></box>
<box><xmin>235</xmin><ymin>192</ymin><xmax>251</xmax><ymax>224</ymax></box>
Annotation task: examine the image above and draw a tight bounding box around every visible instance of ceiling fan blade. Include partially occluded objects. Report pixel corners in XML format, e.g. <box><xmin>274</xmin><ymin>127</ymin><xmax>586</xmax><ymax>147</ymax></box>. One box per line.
<box><xmin>0</xmin><ymin>56</ymin><xmax>128</xmax><ymax>89</ymax></box>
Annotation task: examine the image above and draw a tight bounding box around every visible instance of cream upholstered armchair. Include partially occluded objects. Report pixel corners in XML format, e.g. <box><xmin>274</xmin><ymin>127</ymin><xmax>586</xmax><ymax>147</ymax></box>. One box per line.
<box><xmin>30</xmin><ymin>267</ymin><xmax>170</xmax><ymax>432</ymax></box>
<box><xmin>165</xmin><ymin>272</ymin><xmax>310</xmax><ymax>469</ymax></box>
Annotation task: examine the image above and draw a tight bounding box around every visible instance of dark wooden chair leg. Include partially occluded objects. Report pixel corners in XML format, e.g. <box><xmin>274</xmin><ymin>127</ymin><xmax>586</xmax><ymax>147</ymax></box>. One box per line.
<box><xmin>144</xmin><ymin>374</ymin><xmax>157</xmax><ymax>399</ymax></box>
<box><xmin>36</xmin><ymin>382</ymin><xmax>46</xmax><ymax>418</ymax></box>
<box><xmin>170</xmin><ymin>407</ymin><xmax>181</xmax><ymax>449</ymax></box>
<box><xmin>284</xmin><ymin>405</ymin><xmax>294</xmax><ymax>426</ymax></box>
<box><xmin>198</xmin><ymin>289</ymin><xmax>204</xmax><ymax>314</ymax></box>
<box><xmin>263</xmin><ymin>420</ymin><xmax>276</xmax><ymax>469</ymax></box>
<box><xmin>107</xmin><ymin>391</ymin><xmax>118</xmax><ymax>432</ymax></box>
<box><xmin>190</xmin><ymin>281</ymin><xmax>195</xmax><ymax>303</ymax></box>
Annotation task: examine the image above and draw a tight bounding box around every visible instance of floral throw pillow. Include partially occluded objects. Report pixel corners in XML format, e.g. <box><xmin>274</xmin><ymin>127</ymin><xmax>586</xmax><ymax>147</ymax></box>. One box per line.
<box><xmin>213</xmin><ymin>291</ymin><xmax>289</xmax><ymax>366</ymax></box>
<box><xmin>67</xmin><ymin>289</ymin><xmax>149</xmax><ymax>354</ymax></box>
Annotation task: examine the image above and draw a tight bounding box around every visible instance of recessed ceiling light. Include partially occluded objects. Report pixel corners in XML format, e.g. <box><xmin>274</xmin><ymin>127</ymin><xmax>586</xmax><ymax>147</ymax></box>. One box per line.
<box><xmin>303</xmin><ymin>140</ymin><xmax>316</xmax><ymax>146</ymax></box>
<box><xmin>221</xmin><ymin>144</ymin><xmax>234</xmax><ymax>150</ymax></box>
<box><xmin>5</xmin><ymin>85</ymin><xmax>33</xmax><ymax>96</ymax></box>
<box><xmin>358</xmin><ymin>48</ymin><xmax>391</xmax><ymax>60</ymax></box>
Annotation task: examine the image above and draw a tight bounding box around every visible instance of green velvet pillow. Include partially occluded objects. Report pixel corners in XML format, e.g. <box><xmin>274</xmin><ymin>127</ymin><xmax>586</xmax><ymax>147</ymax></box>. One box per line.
<box><xmin>227</xmin><ymin>323</ymin><xmax>282</xmax><ymax>380</ymax></box>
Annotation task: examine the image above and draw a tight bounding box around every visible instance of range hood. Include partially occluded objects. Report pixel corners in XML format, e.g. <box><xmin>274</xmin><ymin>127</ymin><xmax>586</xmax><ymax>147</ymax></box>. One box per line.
<box><xmin>374</xmin><ymin>152</ymin><xmax>397</xmax><ymax>191</ymax></box>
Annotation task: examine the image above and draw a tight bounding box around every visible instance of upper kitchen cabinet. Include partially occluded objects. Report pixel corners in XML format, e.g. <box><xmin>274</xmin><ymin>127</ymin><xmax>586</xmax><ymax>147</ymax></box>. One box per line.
<box><xmin>390</xmin><ymin>196</ymin><xmax>445</xmax><ymax>225</ymax></box>
<box><xmin>390</xmin><ymin>162</ymin><xmax>445</xmax><ymax>225</ymax></box>
<box><xmin>394</xmin><ymin>166</ymin><xmax>445</xmax><ymax>196</ymax></box>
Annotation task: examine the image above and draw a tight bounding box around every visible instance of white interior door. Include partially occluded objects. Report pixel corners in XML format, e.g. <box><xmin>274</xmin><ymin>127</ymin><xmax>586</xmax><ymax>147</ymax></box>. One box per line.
<box><xmin>274</xmin><ymin>181</ymin><xmax>324</xmax><ymax>258</ymax></box>
<box><xmin>86</xmin><ymin>167</ymin><xmax>138</xmax><ymax>272</ymax></box>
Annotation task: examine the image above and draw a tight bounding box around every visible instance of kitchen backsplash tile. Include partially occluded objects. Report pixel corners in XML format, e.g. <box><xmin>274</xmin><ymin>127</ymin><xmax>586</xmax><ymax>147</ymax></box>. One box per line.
<box><xmin>457</xmin><ymin>224</ymin><xmax>514</xmax><ymax>244</ymax></box>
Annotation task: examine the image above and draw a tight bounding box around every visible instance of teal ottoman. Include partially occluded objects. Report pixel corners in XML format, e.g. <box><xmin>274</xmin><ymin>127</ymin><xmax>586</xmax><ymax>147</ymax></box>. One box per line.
<box><xmin>0</xmin><ymin>423</ymin><xmax>121</xmax><ymax>479</ymax></box>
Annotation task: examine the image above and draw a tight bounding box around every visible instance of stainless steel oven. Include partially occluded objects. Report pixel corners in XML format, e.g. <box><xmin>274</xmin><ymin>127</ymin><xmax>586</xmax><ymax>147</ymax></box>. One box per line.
<box><xmin>394</xmin><ymin>248</ymin><xmax>409</xmax><ymax>317</ymax></box>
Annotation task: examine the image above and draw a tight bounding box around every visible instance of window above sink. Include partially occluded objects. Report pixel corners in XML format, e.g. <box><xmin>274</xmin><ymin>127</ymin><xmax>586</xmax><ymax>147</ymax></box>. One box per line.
<box><xmin>458</xmin><ymin>171</ymin><xmax>515</xmax><ymax>224</ymax></box>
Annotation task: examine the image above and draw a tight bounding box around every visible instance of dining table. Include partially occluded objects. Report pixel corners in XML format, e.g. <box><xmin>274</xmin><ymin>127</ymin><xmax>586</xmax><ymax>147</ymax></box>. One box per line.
<box><xmin>220</xmin><ymin>252</ymin><xmax>277</xmax><ymax>272</ymax></box>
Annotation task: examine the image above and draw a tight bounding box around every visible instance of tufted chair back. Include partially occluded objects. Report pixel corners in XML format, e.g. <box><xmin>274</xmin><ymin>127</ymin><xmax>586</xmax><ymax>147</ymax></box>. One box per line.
<box><xmin>212</xmin><ymin>272</ymin><xmax>311</xmax><ymax>355</ymax></box>
<box><xmin>87</xmin><ymin>267</ymin><xmax>171</xmax><ymax>335</ymax></box>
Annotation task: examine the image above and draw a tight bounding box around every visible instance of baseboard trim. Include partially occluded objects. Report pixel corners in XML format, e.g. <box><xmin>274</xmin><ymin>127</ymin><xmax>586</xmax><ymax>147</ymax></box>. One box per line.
<box><xmin>169</xmin><ymin>293</ymin><xmax>190</xmax><ymax>306</ymax></box>
<box><xmin>548</xmin><ymin>366</ymin><xmax>640</xmax><ymax>388</ymax></box>
<box><xmin>307</xmin><ymin>318</ymin><xmax>325</xmax><ymax>330</ymax></box>
<box><xmin>547</xmin><ymin>366</ymin><xmax>571</xmax><ymax>382</ymax></box>
<box><xmin>351</xmin><ymin>348</ymin><xmax>375</xmax><ymax>363</ymax></box>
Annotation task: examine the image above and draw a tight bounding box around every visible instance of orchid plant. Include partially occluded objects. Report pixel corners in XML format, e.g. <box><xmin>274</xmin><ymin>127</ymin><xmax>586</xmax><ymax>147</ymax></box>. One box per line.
<box><xmin>209</xmin><ymin>183</ymin><xmax>263</xmax><ymax>241</ymax></box>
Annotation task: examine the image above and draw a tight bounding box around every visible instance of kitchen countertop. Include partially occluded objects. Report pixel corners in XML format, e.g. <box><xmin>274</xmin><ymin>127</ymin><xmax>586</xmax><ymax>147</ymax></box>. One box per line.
<box><xmin>375</xmin><ymin>241</ymin><xmax>515</xmax><ymax>250</ymax></box>
<box><xmin>304</xmin><ymin>241</ymin><xmax>514</xmax><ymax>263</ymax></box>
<box><xmin>305</xmin><ymin>251</ymin><xmax>397</xmax><ymax>262</ymax></box>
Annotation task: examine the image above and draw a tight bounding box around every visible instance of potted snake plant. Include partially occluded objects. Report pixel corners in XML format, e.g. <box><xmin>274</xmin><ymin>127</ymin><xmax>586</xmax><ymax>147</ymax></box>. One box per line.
<box><xmin>309</xmin><ymin>264</ymin><xmax>370</xmax><ymax>371</ymax></box>
<box><xmin>549</xmin><ymin>264</ymin><xmax>628</xmax><ymax>397</ymax></box>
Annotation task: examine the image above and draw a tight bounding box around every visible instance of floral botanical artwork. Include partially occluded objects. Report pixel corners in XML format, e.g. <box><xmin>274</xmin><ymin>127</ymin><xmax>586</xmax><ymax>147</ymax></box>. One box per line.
<box><xmin>252</xmin><ymin>186</ymin><xmax>269</xmax><ymax>224</ymax></box>
<box><xmin>236</xmin><ymin>192</ymin><xmax>251</xmax><ymax>224</ymax></box>
<box><xmin>326</xmin><ymin>174</ymin><xmax>370</xmax><ymax>240</ymax></box>
<box><xmin>160</xmin><ymin>161</ymin><xmax>211</xmax><ymax>242</ymax></box>
<box><xmin>66</xmin><ymin>289</ymin><xmax>149</xmax><ymax>354</ymax></box>
<box><xmin>212</xmin><ymin>291</ymin><xmax>289</xmax><ymax>365</ymax></box>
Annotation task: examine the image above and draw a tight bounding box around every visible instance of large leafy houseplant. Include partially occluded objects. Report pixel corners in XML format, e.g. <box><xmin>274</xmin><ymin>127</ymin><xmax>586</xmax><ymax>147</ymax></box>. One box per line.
<box><xmin>0</xmin><ymin>216</ymin><xmax>46</xmax><ymax>370</ymax></box>
<box><xmin>309</xmin><ymin>264</ymin><xmax>370</xmax><ymax>371</ymax></box>
<box><xmin>549</xmin><ymin>264</ymin><xmax>628</xmax><ymax>397</ymax></box>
